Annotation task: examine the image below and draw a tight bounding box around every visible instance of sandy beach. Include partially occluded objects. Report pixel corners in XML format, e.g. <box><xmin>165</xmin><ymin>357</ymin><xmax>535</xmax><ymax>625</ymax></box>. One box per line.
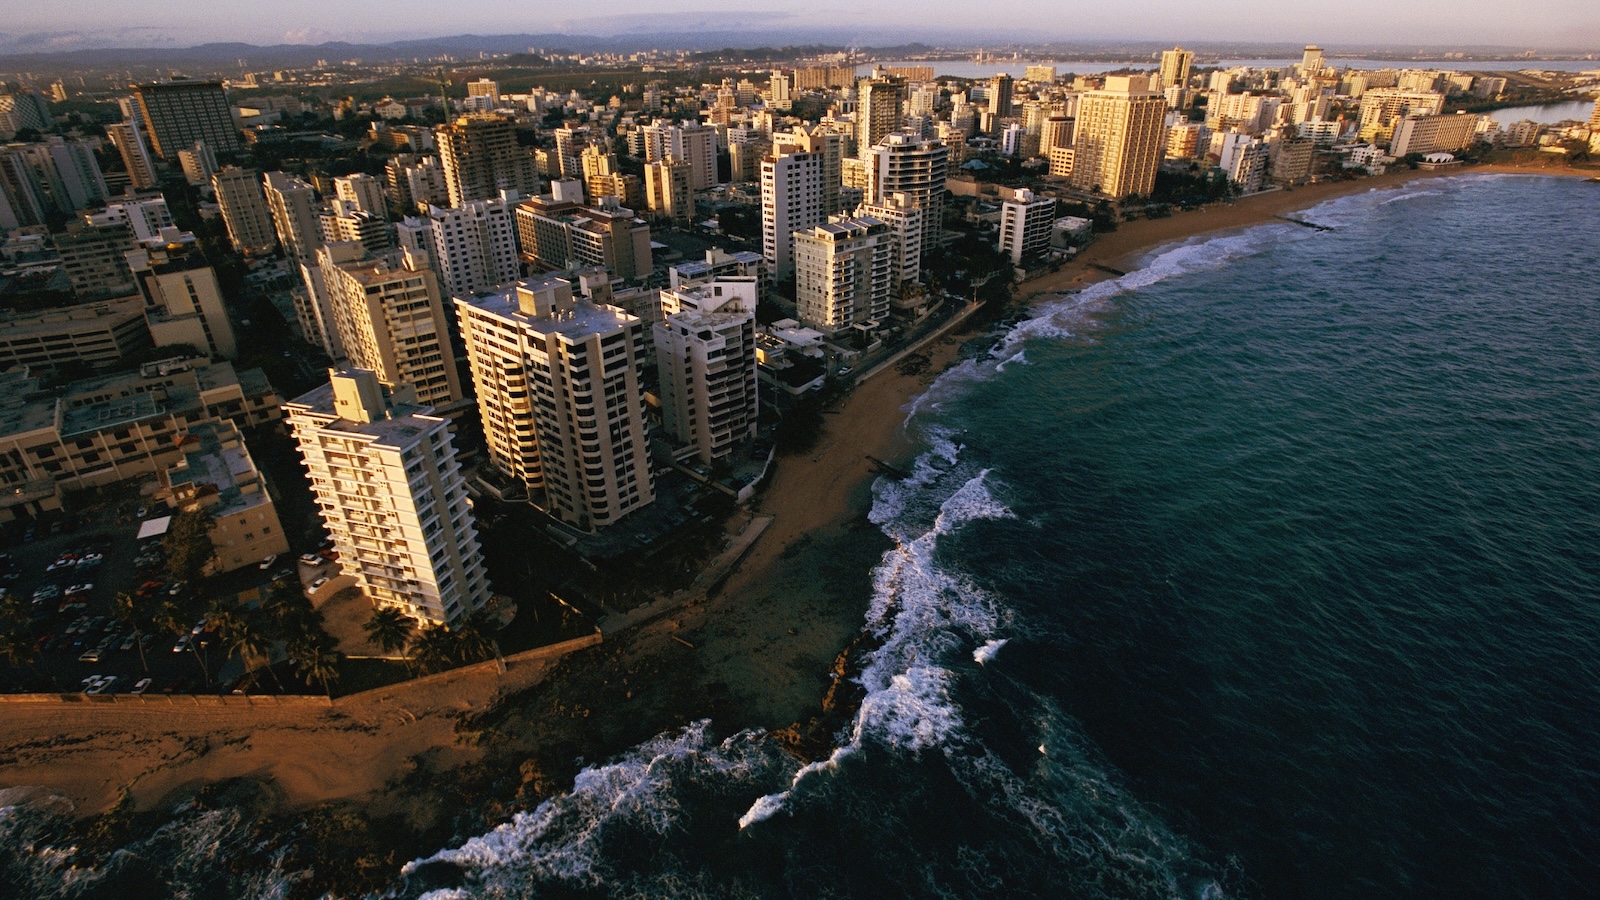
<box><xmin>1</xmin><ymin>160</ymin><xmax>1591</xmax><ymax>830</ymax></box>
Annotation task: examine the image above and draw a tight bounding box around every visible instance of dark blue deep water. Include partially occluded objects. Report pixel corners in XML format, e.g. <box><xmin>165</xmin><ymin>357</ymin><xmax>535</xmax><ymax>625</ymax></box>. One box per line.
<box><xmin>5</xmin><ymin>174</ymin><xmax>1598</xmax><ymax>898</ymax></box>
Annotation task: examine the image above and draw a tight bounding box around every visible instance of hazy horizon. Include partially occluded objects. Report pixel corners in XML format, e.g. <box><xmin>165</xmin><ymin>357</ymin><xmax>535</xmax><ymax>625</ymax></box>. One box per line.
<box><xmin>2</xmin><ymin>1</ymin><xmax>1597</xmax><ymax>56</ymax></box>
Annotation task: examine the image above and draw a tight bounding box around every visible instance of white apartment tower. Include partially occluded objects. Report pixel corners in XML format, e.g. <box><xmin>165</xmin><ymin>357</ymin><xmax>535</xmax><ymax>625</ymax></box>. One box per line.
<box><xmin>1071</xmin><ymin>75</ymin><xmax>1167</xmax><ymax>199</ymax></box>
<box><xmin>793</xmin><ymin>217</ymin><xmax>894</xmax><ymax>333</ymax></box>
<box><xmin>263</xmin><ymin>170</ymin><xmax>322</xmax><ymax>260</ymax></box>
<box><xmin>334</xmin><ymin>173</ymin><xmax>387</xmax><ymax>219</ymax></box>
<box><xmin>653</xmin><ymin>282</ymin><xmax>759</xmax><ymax>465</ymax></box>
<box><xmin>863</xmin><ymin>132</ymin><xmax>948</xmax><ymax>263</ymax></box>
<box><xmin>998</xmin><ymin>189</ymin><xmax>1056</xmax><ymax>265</ymax></box>
<box><xmin>435</xmin><ymin>114</ymin><xmax>540</xmax><ymax>207</ymax></box>
<box><xmin>212</xmin><ymin>165</ymin><xmax>278</xmax><ymax>256</ymax></box>
<box><xmin>761</xmin><ymin>142</ymin><xmax>825</xmax><ymax>280</ymax></box>
<box><xmin>642</xmin><ymin>121</ymin><xmax>719</xmax><ymax>191</ymax></box>
<box><xmin>1159</xmin><ymin>47</ymin><xmax>1194</xmax><ymax>92</ymax></box>
<box><xmin>457</xmin><ymin>277</ymin><xmax>656</xmax><ymax>531</ymax></box>
<box><xmin>854</xmin><ymin>192</ymin><xmax>923</xmax><ymax>291</ymax></box>
<box><xmin>398</xmin><ymin>196</ymin><xmax>520</xmax><ymax>300</ymax></box>
<box><xmin>106</xmin><ymin>121</ymin><xmax>159</xmax><ymax>190</ymax></box>
<box><xmin>286</xmin><ymin>369</ymin><xmax>490</xmax><ymax>627</ymax></box>
<box><xmin>315</xmin><ymin>242</ymin><xmax>463</xmax><ymax>410</ymax></box>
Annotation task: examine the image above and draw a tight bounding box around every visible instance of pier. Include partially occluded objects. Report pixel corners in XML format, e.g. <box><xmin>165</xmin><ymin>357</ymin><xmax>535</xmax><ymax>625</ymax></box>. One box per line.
<box><xmin>1275</xmin><ymin>215</ymin><xmax>1333</xmax><ymax>232</ymax></box>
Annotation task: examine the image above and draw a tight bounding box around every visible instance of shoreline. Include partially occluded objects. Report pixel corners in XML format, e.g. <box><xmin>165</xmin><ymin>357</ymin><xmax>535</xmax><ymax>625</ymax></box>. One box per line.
<box><xmin>1</xmin><ymin>161</ymin><xmax>1594</xmax><ymax>835</ymax></box>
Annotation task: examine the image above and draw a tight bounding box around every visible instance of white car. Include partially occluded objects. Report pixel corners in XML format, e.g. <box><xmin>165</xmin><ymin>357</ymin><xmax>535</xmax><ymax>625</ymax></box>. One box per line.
<box><xmin>130</xmin><ymin>677</ymin><xmax>153</xmax><ymax>695</ymax></box>
<box><xmin>258</xmin><ymin>554</ymin><xmax>279</xmax><ymax>570</ymax></box>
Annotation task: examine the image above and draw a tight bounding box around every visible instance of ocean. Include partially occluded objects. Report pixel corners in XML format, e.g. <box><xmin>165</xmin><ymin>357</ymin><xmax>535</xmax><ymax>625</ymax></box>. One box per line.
<box><xmin>5</xmin><ymin>174</ymin><xmax>1599</xmax><ymax>898</ymax></box>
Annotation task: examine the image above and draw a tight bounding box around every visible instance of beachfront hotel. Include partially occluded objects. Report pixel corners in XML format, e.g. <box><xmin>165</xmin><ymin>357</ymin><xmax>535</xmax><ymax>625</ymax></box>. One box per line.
<box><xmin>286</xmin><ymin>368</ymin><xmax>490</xmax><ymax>627</ymax></box>
<box><xmin>457</xmin><ymin>276</ymin><xmax>656</xmax><ymax>532</ymax></box>
<box><xmin>1071</xmin><ymin>75</ymin><xmax>1167</xmax><ymax>200</ymax></box>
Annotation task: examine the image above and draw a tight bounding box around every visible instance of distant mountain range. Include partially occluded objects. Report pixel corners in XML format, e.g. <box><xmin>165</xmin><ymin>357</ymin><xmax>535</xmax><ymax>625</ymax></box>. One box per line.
<box><xmin>0</xmin><ymin>29</ymin><xmax>1587</xmax><ymax>72</ymax></box>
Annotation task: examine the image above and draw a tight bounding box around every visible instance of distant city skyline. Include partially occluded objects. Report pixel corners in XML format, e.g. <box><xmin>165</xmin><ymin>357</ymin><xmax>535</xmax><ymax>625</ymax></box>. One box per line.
<box><xmin>2</xmin><ymin>2</ymin><xmax>1597</xmax><ymax>55</ymax></box>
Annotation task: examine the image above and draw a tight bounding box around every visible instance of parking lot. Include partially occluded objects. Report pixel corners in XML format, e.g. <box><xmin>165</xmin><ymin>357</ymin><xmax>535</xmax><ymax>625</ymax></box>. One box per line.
<box><xmin>1</xmin><ymin>498</ymin><xmax>321</xmax><ymax>697</ymax></box>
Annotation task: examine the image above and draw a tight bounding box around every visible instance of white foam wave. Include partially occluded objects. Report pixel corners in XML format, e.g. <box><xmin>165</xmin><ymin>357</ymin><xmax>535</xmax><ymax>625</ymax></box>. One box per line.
<box><xmin>973</xmin><ymin>638</ymin><xmax>1008</xmax><ymax>664</ymax></box>
<box><xmin>994</xmin><ymin>349</ymin><xmax>1027</xmax><ymax>371</ymax></box>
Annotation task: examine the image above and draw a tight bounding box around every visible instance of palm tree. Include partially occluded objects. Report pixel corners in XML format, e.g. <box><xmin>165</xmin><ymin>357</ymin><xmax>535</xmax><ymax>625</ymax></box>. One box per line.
<box><xmin>293</xmin><ymin>642</ymin><xmax>342</xmax><ymax>697</ymax></box>
<box><xmin>362</xmin><ymin>606</ymin><xmax>416</xmax><ymax>672</ymax></box>
<box><xmin>411</xmin><ymin>623</ymin><xmax>459</xmax><ymax>675</ymax></box>
<box><xmin>109</xmin><ymin>591</ymin><xmax>150</xmax><ymax>673</ymax></box>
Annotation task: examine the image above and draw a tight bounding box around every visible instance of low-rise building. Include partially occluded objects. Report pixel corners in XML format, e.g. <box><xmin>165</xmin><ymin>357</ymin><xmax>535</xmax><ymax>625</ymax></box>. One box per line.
<box><xmin>163</xmin><ymin>421</ymin><xmax>289</xmax><ymax>574</ymax></box>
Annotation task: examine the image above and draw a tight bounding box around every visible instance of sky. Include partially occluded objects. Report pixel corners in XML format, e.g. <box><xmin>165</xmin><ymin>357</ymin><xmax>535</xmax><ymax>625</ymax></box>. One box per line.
<box><xmin>2</xmin><ymin>1</ymin><xmax>1597</xmax><ymax>53</ymax></box>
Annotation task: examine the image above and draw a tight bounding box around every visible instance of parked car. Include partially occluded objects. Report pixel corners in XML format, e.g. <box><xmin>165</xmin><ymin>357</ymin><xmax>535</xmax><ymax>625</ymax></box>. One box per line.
<box><xmin>130</xmin><ymin>677</ymin><xmax>153</xmax><ymax>695</ymax></box>
<box><xmin>258</xmin><ymin>554</ymin><xmax>278</xmax><ymax>570</ymax></box>
<box><xmin>309</xmin><ymin>576</ymin><xmax>330</xmax><ymax>591</ymax></box>
<box><xmin>299</xmin><ymin>553</ymin><xmax>324</xmax><ymax>566</ymax></box>
<box><xmin>78</xmin><ymin>648</ymin><xmax>104</xmax><ymax>663</ymax></box>
<box><xmin>172</xmin><ymin>634</ymin><xmax>192</xmax><ymax>654</ymax></box>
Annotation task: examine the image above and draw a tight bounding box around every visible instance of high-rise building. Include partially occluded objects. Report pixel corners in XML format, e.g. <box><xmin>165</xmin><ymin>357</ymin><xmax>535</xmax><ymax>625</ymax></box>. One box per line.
<box><xmin>25</xmin><ymin>138</ymin><xmax>109</xmax><ymax>213</ymax></box>
<box><xmin>107</xmin><ymin>121</ymin><xmax>159</xmax><ymax>190</ymax></box>
<box><xmin>315</xmin><ymin>242</ymin><xmax>461</xmax><ymax>409</ymax></box>
<box><xmin>641</xmin><ymin>121</ymin><xmax>718</xmax><ymax>191</ymax></box>
<box><xmin>334</xmin><ymin>173</ymin><xmax>387</xmax><ymax>219</ymax></box>
<box><xmin>1357</xmin><ymin>88</ymin><xmax>1445</xmax><ymax>143</ymax></box>
<box><xmin>988</xmin><ymin>74</ymin><xmax>1015</xmax><ymax>130</ymax></box>
<box><xmin>127</xmin><ymin>233</ymin><xmax>238</xmax><ymax>359</ymax></box>
<box><xmin>854</xmin><ymin>192</ymin><xmax>923</xmax><ymax>293</ymax></box>
<box><xmin>1389</xmin><ymin>112</ymin><xmax>1484</xmax><ymax>156</ymax></box>
<box><xmin>552</xmin><ymin>126</ymin><xmax>591</xmax><ymax>180</ymax></box>
<box><xmin>863</xmin><ymin>132</ymin><xmax>948</xmax><ymax>263</ymax></box>
<box><xmin>319</xmin><ymin>203</ymin><xmax>394</xmax><ymax>255</ymax></box>
<box><xmin>1071</xmin><ymin>75</ymin><xmax>1167</xmax><ymax>199</ymax></box>
<box><xmin>513</xmin><ymin>194</ymin><xmax>652</xmax><ymax>282</ymax></box>
<box><xmin>177</xmin><ymin>140</ymin><xmax>218</xmax><ymax>186</ymax></box>
<box><xmin>793</xmin><ymin>217</ymin><xmax>894</xmax><ymax>333</ymax></box>
<box><xmin>263</xmin><ymin>171</ymin><xmax>322</xmax><ymax>260</ymax></box>
<box><xmin>998</xmin><ymin>189</ymin><xmax>1056</xmax><ymax>265</ymax></box>
<box><xmin>643</xmin><ymin>157</ymin><xmax>694</xmax><ymax>224</ymax></box>
<box><xmin>132</xmin><ymin>80</ymin><xmax>241</xmax><ymax>158</ymax></box>
<box><xmin>83</xmin><ymin>196</ymin><xmax>173</xmax><ymax>243</ymax></box>
<box><xmin>457</xmin><ymin>277</ymin><xmax>656</xmax><ymax>530</ymax></box>
<box><xmin>212</xmin><ymin>165</ymin><xmax>278</xmax><ymax>256</ymax></box>
<box><xmin>761</xmin><ymin>140</ymin><xmax>825</xmax><ymax>280</ymax></box>
<box><xmin>54</xmin><ymin>222</ymin><xmax>138</xmax><ymax>298</ymax></box>
<box><xmin>0</xmin><ymin>91</ymin><xmax>51</xmax><ymax>139</ymax></box>
<box><xmin>1160</xmin><ymin>47</ymin><xmax>1195</xmax><ymax>92</ymax></box>
<box><xmin>398</xmin><ymin>196</ymin><xmax>521</xmax><ymax>300</ymax></box>
<box><xmin>856</xmin><ymin>73</ymin><xmax>908</xmax><ymax>157</ymax></box>
<box><xmin>435</xmin><ymin>114</ymin><xmax>540</xmax><ymax>208</ymax></box>
<box><xmin>1300</xmin><ymin>45</ymin><xmax>1326</xmax><ymax>77</ymax></box>
<box><xmin>286</xmin><ymin>368</ymin><xmax>491</xmax><ymax>627</ymax></box>
<box><xmin>653</xmin><ymin>280</ymin><xmax>758</xmax><ymax>465</ymax></box>
<box><xmin>1025</xmin><ymin>65</ymin><xmax>1059</xmax><ymax>84</ymax></box>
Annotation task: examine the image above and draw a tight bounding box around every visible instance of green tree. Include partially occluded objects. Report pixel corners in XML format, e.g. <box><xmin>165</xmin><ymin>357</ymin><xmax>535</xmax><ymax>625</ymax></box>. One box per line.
<box><xmin>293</xmin><ymin>640</ymin><xmax>343</xmax><ymax>697</ymax></box>
<box><xmin>411</xmin><ymin>623</ymin><xmax>459</xmax><ymax>674</ymax></box>
<box><xmin>163</xmin><ymin>508</ymin><xmax>216</xmax><ymax>585</ymax></box>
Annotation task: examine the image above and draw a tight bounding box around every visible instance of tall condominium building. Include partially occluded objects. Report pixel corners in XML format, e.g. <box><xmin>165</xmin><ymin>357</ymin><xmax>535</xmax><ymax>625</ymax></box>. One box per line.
<box><xmin>856</xmin><ymin>73</ymin><xmax>907</xmax><ymax>157</ymax></box>
<box><xmin>398</xmin><ymin>196</ymin><xmax>520</xmax><ymax>300</ymax></box>
<box><xmin>107</xmin><ymin>121</ymin><xmax>159</xmax><ymax>190</ymax></box>
<box><xmin>855</xmin><ymin>192</ymin><xmax>923</xmax><ymax>291</ymax></box>
<box><xmin>315</xmin><ymin>242</ymin><xmax>462</xmax><ymax>409</ymax></box>
<box><xmin>988</xmin><ymin>74</ymin><xmax>1015</xmax><ymax>129</ymax></box>
<box><xmin>457</xmin><ymin>277</ymin><xmax>656</xmax><ymax>531</ymax></box>
<box><xmin>998</xmin><ymin>189</ymin><xmax>1056</xmax><ymax>265</ymax></box>
<box><xmin>132</xmin><ymin>80</ymin><xmax>241</xmax><ymax>158</ymax></box>
<box><xmin>653</xmin><ymin>281</ymin><xmax>759</xmax><ymax>465</ymax></box>
<box><xmin>1300</xmin><ymin>45</ymin><xmax>1326</xmax><ymax>76</ymax></box>
<box><xmin>513</xmin><ymin>194</ymin><xmax>652</xmax><ymax>282</ymax></box>
<box><xmin>552</xmin><ymin>126</ymin><xmax>591</xmax><ymax>180</ymax></box>
<box><xmin>386</xmin><ymin>154</ymin><xmax>450</xmax><ymax>214</ymax></box>
<box><xmin>1205</xmin><ymin>92</ymin><xmax>1284</xmax><ymax>133</ymax></box>
<box><xmin>319</xmin><ymin>203</ymin><xmax>394</xmax><ymax>255</ymax></box>
<box><xmin>761</xmin><ymin>142</ymin><xmax>824</xmax><ymax>280</ymax></box>
<box><xmin>643</xmin><ymin>157</ymin><xmax>694</xmax><ymax>224</ymax></box>
<box><xmin>863</xmin><ymin>132</ymin><xmax>948</xmax><ymax>262</ymax></box>
<box><xmin>334</xmin><ymin>173</ymin><xmax>387</xmax><ymax>219</ymax></box>
<box><xmin>263</xmin><ymin>171</ymin><xmax>322</xmax><ymax>260</ymax></box>
<box><xmin>1357</xmin><ymin>89</ymin><xmax>1445</xmax><ymax>143</ymax></box>
<box><xmin>4</xmin><ymin>138</ymin><xmax>109</xmax><ymax>214</ymax></box>
<box><xmin>0</xmin><ymin>91</ymin><xmax>51</xmax><ymax>140</ymax></box>
<box><xmin>793</xmin><ymin>216</ymin><xmax>894</xmax><ymax>333</ymax></box>
<box><xmin>435</xmin><ymin>114</ymin><xmax>540</xmax><ymax>208</ymax></box>
<box><xmin>127</xmin><ymin>233</ymin><xmax>238</xmax><ymax>359</ymax></box>
<box><xmin>1159</xmin><ymin>47</ymin><xmax>1194</xmax><ymax>92</ymax></box>
<box><xmin>641</xmin><ymin>121</ymin><xmax>718</xmax><ymax>191</ymax></box>
<box><xmin>1071</xmin><ymin>75</ymin><xmax>1167</xmax><ymax>199</ymax></box>
<box><xmin>287</xmin><ymin>369</ymin><xmax>490</xmax><ymax>627</ymax></box>
<box><xmin>212</xmin><ymin>166</ymin><xmax>278</xmax><ymax>256</ymax></box>
<box><xmin>178</xmin><ymin>140</ymin><xmax>218</xmax><ymax>186</ymax></box>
